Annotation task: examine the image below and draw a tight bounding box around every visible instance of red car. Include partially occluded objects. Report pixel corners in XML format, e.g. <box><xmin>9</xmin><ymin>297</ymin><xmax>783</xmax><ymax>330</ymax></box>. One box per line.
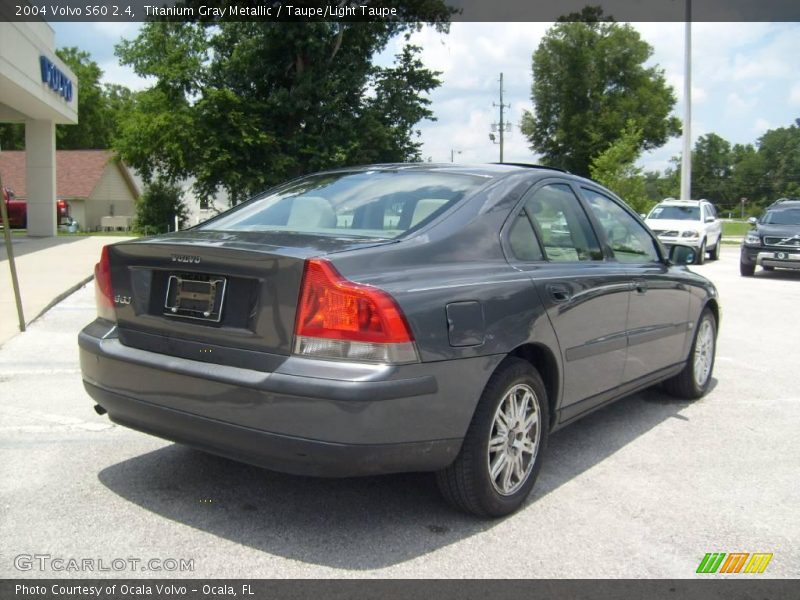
<box><xmin>2</xmin><ymin>186</ymin><xmax>69</xmax><ymax>228</ymax></box>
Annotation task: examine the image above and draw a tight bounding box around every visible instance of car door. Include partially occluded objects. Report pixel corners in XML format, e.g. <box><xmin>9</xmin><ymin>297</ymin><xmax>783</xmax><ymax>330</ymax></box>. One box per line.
<box><xmin>703</xmin><ymin>202</ymin><xmax>722</xmax><ymax>245</ymax></box>
<box><xmin>581</xmin><ymin>187</ymin><xmax>692</xmax><ymax>382</ymax></box>
<box><xmin>505</xmin><ymin>181</ymin><xmax>631</xmax><ymax>420</ymax></box>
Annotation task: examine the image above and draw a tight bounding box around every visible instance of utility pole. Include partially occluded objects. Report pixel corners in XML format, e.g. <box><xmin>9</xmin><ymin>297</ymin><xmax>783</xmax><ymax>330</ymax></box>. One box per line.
<box><xmin>680</xmin><ymin>0</ymin><xmax>692</xmax><ymax>200</ymax></box>
<box><xmin>450</xmin><ymin>149</ymin><xmax>462</xmax><ymax>163</ymax></box>
<box><xmin>492</xmin><ymin>73</ymin><xmax>511</xmax><ymax>163</ymax></box>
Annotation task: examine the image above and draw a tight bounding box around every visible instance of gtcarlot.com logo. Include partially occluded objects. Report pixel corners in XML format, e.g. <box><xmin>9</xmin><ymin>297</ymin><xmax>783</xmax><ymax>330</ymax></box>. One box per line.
<box><xmin>14</xmin><ymin>554</ymin><xmax>195</xmax><ymax>572</ymax></box>
<box><xmin>696</xmin><ymin>552</ymin><xmax>773</xmax><ymax>574</ymax></box>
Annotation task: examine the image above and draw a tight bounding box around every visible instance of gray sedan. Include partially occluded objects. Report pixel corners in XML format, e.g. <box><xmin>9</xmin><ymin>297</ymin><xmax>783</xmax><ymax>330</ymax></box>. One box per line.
<box><xmin>79</xmin><ymin>164</ymin><xmax>719</xmax><ymax>517</ymax></box>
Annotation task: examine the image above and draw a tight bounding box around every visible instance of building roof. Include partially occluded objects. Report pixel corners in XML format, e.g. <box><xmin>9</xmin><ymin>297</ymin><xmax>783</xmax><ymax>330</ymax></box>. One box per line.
<box><xmin>0</xmin><ymin>150</ymin><xmax>139</xmax><ymax>199</ymax></box>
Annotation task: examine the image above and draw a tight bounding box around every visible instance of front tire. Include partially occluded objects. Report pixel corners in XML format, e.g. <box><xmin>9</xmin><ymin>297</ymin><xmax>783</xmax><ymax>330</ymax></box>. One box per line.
<box><xmin>437</xmin><ymin>358</ymin><xmax>549</xmax><ymax>517</ymax></box>
<box><xmin>710</xmin><ymin>237</ymin><xmax>721</xmax><ymax>260</ymax></box>
<box><xmin>694</xmin><ymin>240</ymin><xmax>706</xmax><ymax>265</ymax></box>
<box><xmin>663</xmin><ymin>308</ymin><xmax>717</xmax><ymax>400</ymax></box>
<box><xmin>740</xmin><ymin>261</ymin><xmax>755</xmax><ymax>276</ymax></box>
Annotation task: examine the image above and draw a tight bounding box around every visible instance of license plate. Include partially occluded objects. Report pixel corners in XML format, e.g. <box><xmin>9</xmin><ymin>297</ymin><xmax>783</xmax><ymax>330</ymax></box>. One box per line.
<box><xmin>164</xmin><ymin>274</ymin><xmax>226</xmax><ymax>322</ymax></box>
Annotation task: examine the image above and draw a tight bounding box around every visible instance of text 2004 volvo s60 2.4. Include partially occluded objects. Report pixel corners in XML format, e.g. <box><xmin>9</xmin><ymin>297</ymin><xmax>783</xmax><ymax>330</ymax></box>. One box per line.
<box><xmin>79</xmin><ymin>164</ymin><xmax>720</xmax><ymax>517</ymax></box>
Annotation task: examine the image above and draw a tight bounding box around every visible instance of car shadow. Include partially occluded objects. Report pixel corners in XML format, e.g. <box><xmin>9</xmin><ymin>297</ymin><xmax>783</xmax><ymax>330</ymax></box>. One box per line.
<box><xmin>98</xmin><ymin>386</ymin><xmax>699</xmax><ymax>570</ymax></box>
<box><xmin>754</xmin><ymin>269</ymin><xmax>800</xmax><ymax>281</ymax></box>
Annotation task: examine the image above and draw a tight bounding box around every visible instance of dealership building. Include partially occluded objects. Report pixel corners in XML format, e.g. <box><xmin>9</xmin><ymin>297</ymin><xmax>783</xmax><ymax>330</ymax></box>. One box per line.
<box><xmin>0</xmin><ymin>21</ymin><xmax>78</xmax><ymax>237</ymax></box>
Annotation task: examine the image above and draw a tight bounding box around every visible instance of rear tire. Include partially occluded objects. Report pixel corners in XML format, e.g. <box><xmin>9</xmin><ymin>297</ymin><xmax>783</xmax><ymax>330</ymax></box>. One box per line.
<box><xmin>663</xmin><ymin>308</ymin><xmax>717</xmax><ymax>400</ymax></box>
<box><xmin>710</xmin><ymin>237</ymin><xmax>721</xmax><ymax>260</ymax></box>
<box><xmin>437</xmin><ymin>358</ymin><xmax>549</xmax><ymax>518</ymax></box>
<box><xmin>740</xmin><ymin>261</ymin><xmax>755</xmax><ymax>276</ymax></box>
<box><xmin>694</xmin><ymin>240</ymin><xmax>706</xmax><ymax>265</ymax></box>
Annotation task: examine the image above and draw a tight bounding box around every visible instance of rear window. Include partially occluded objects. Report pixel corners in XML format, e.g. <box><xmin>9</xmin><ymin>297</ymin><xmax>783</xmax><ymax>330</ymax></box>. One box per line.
<box><xmin>200</xmin><ymin>170</ymin><xmax>486</xmax><ymax>239</ymax></box>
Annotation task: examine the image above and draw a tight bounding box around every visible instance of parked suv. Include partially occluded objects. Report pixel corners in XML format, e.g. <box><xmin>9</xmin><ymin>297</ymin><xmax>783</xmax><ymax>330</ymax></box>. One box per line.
<box><xmin>645</xmin><ymin>199</ymin><xmax>722</xmax><ymax>264</ymax></box>
<box><xmin>740</xmin><ymin>198</ymin><xmax>800</xmax><ymax>276</ymax></box>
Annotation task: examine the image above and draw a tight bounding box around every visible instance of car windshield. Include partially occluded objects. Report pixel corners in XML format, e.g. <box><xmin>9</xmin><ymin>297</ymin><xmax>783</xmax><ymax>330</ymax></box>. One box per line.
<box><xmin>647</xmin><ymin>205</ymin><xmax>700</xmax><ymax>220</ymax></box>
<box><xmin>199</xmin><ymin>170</ymin><xmax>486</xmax><ymax>239</ymax></box>
<box><xmin>763</xmin><ymin>208</ymin><xmax>800</xmax><ymax>225</ymax></box>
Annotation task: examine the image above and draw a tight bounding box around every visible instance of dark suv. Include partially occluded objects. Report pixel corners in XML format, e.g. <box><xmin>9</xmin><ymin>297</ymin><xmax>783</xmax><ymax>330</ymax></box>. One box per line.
<box><xmin>740</xmin><ymin>198</ymin><xmax>800</xmax><ymax>276</ymax></box>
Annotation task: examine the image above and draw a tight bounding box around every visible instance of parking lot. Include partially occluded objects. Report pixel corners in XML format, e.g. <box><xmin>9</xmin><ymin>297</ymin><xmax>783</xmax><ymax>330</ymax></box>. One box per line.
<box><xmin>0</xmin><ymin>246</ymin><xmax>798</xmax><ymax>578</ymax></box>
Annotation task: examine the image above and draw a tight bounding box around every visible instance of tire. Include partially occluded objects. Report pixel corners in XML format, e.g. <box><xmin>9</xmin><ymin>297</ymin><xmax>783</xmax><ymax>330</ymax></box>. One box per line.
<box><xmin>436</xmin><ymin>358</ymin><xmax>549</xmax><ymax>518</ymax></box>
<box><xmin>710</xmin><ymin>237</ymin><xmax>721</xmax><ymax>260</ymax></box>
<box><xmin>740</xmin><ymin>261</ymin><xmax>755</xmax><ymax>276</ymax></box>
<box><xmin>663</xmin><ymin>308</ymin><xmax>717</xmax><ymax>400</ymax></box>
<box><xmin>763</xmin><ymin>265</ymin><xmax>775</xmax><ymax>272</ymax></box>
<box><xmin>694</xmin><ymin>240</ymin><xmax>706</xmax><ymax>265</ymax></box>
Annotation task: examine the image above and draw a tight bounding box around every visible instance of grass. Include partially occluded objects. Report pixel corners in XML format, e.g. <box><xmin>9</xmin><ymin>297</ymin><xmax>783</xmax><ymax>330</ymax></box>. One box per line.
<box><xmin>58</xmin><ymin>230</ymin><xmax>138</xmax><ymax>237</ymax></box>
<box><xmin>722</xmin><ymin>221</ymin><xmax>752</xmax><ymax>237</ymax></box>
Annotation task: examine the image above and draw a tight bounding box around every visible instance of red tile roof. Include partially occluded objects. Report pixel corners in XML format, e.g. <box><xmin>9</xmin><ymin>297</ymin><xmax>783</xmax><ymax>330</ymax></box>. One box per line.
<box><xmin>0</xmin><ymin>150</ymin><xmax>135</xmax><ymax>199</ymax></box>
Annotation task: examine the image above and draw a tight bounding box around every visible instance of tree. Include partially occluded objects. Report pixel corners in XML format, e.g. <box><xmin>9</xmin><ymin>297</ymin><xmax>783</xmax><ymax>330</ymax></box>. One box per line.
<box><xmin>135</xmin><ymin>178</ymin><xmax>188</xmax><ymax>234</ymax></box>
<box><xmin>0</xmin><ymin>47</ymin><xmax>132</xmax><ymax>150</ymax></box>
<box><xmin>692</xmin><ymin>133</ymin><xmax>734</xmax><ymax>205</ymax></box>
<box><xmin>756</xmin><ymin>124</ymin><xmax>800</xmax><ymax>200</ymax></box>
<box><xmin>589</xmin><ymin>121</ymin><xmax>649</xmax><ymax>212</ymax></box>
<box><xmin>114</xmin><ymin>13</ymin><xmax>450</xmax><ymax>203</ymax></box>
<box><xmin>520</xmin><ymin>12</ymin><xmax>680</xmax><ymax>176</ymax></box>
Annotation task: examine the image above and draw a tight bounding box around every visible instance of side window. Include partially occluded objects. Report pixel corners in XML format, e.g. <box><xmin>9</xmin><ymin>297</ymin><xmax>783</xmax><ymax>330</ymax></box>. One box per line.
<box><xmin>524</xmin><ymin>184</ymin><xmax>603</xmax><ymax>262</ymax></box>
<box><xmin>582</xmin><ymin>189</ymin><xmax>660</xmax><ymax>264</ymax></box>
<box><xmin>508</xmin><ymin>213</ymin><xmax>544</xmax><ymax>261</ymax></box>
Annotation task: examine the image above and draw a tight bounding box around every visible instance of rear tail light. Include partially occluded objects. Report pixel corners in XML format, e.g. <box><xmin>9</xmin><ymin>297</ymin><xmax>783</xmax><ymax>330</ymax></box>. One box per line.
<box><xmin>293</xmin><ymin>259</ymin><xmax>418</xmax><ymax>364</ymax></box>
<box><xmin>94</xmin><ymin>245</ymin><xmax>116</xmax><ymax>322</ymax></box>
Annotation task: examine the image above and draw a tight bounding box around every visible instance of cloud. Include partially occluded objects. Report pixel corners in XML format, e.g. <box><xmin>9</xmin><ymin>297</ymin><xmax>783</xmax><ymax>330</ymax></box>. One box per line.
<box><xmin>790</xmin><ymin>83</ymin><xmax>800</xmax><ymax>106</ymax></box>
<box><xmin>753</xmin><ymin>118</ymin><xmax>772</xmax><ymax>135</ymax></box>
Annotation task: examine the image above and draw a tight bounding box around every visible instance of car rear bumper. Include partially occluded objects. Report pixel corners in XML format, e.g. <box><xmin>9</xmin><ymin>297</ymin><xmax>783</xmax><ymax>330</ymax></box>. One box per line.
<box><xmin>79</xmin><ymin>322</ymin><xmax>503</xmax><ymax>476</ymax></box>
<box><xmin>85</xmin><ymin>381</ymin><xmax>462</xmax><ymax>477</ymax></box>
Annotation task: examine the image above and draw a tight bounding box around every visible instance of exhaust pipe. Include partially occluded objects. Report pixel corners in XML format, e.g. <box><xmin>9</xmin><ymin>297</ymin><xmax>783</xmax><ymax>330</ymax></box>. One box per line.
<box><xmin>93</xmin><ymin>404</ymin><xmax>107</xmax><ymax>416</ymax></box>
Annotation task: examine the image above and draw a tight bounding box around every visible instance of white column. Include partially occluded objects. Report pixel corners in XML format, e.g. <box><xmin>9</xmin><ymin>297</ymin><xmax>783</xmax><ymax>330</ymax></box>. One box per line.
<box><xmin>24</xmin><ymin>119</ymin><xmax>57</xmax><ymax>237</ymax></box>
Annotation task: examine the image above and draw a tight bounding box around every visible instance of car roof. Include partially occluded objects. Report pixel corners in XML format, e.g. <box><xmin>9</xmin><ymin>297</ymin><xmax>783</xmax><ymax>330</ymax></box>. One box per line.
<box><xmin>312</xmin><ymin>162</ymin><xmax>573</xmax><ymax>180</ymax></box>
<box><xmin>767</xmin><ymin>198</ymin><xmax>800</xmax><ymax>209</ymax></box>
<box><xmin>655</xmin><ymin>199</ymin><xmax>709</xmax><ymax>206</ymax></box>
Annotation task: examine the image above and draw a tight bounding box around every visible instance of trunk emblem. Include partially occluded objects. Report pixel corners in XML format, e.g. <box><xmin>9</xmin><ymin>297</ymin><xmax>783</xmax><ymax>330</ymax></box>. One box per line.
<box><xmin>114</xmin><ymin>295</ymin><xmax>132</xmax><ymax>305</ymax></box>
<box><xmin>172</xmin><ymin>254</ymin><xmax>201</xmax><ymax>264</ymax></box>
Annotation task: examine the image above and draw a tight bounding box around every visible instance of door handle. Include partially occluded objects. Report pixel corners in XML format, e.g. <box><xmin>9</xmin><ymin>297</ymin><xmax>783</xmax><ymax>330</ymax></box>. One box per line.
<box><xmin>547</xmin><ymin>283</ymin><xmax>571</xmax><ymax>303</ymax></box>
<box><xmin>633</xmin><ymin>280</ymin><xmax>648</xmax><ymax>294</ymax></box>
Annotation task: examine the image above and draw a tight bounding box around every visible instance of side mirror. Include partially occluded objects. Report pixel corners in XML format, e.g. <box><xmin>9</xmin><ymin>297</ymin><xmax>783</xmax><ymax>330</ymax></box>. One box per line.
<box><xmin>668</xmin><ymin>244</ymin><xmax>696</xmax><ymax>266</ymax></box>
<box><xmin>705</xmin><ymin>216</ymin><xmax>715</xmax><ymax>223</ymax></box>
<box><xmin>639</xmin><ymin>213</ymin><xmax>647</xmax><ymax>219</ymax></box>
<box><xmin>747</xmin><ymin>217</ymin><xmax>758</xmax><ymax>226</ymax></box>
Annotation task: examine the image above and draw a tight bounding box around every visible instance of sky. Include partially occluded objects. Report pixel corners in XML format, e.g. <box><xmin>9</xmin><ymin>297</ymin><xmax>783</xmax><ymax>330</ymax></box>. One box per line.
<box><xmin>51</xmin><ymin>21</ymin><xmax>800</xmax><ymax>173</ymax></box>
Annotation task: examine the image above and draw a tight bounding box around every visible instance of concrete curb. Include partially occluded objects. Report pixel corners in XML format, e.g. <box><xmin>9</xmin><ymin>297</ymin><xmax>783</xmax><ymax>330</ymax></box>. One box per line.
<box><xmin>27</xmin><ymin>273</ymin><xmax>93</xmax><ymax>326</ymax></box>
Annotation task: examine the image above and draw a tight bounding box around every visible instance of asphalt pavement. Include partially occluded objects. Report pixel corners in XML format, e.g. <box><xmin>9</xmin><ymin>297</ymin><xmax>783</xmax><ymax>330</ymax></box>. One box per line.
<box><xmin>0</xmin><ymin>246</ymin><xmax>798</xmax><ymax>578</ymax></box>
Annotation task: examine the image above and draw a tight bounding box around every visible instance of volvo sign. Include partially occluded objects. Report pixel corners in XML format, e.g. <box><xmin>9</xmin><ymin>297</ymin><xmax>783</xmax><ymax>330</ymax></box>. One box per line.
<box><xmin>39</xmin><ymin>55</ymin><xmax>73</xmax><ymax>102</ymax></box>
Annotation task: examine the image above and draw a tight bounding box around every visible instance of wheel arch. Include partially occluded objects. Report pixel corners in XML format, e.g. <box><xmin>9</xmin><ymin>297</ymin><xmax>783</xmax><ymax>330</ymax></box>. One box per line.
<box><xmin>704</xmin><ymin>297</ymin><xmax>720</xmax><ymax>328</ymax></box>
<box><xmin>506</xmin><ymin>343</ymin><xmax>560</xmax><ymax>431</ymax></box>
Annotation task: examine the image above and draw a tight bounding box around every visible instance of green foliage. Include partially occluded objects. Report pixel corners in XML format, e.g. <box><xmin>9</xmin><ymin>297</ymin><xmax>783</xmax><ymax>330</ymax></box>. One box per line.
<box><xmin>135</xmin><ymin>179</ymin><xmax>188</xmax><ymax>235</ymax></box>
<box><xmin>114</xmin><ymin>15</ymin><xmax>450</xmax><ymax>203</ymax></box>
<box><xmin>0</xmin><ymin>47</ymin><xmax>133</xmax><ymax>150</ymax></box>
<box><xmin>589</xmin><ymin>122</ymin><xmax>649</xmax><ymax>212</ymax></box>
<box><xmin>664</xmin><ymin>121</ymin><xmax>800</xmax><ymax>214</ymax></box>
<box><xmin>520</xmin><ymin>11</ymin><xmax>680</xmax><ymax>176</ymax></box>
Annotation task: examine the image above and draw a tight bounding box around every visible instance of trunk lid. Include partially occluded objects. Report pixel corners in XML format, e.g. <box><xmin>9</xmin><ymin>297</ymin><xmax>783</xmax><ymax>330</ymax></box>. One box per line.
<box><xmin>105</xmin><ymin>230</ymin><xmax>393</xmax><ymax>368</ymax></box>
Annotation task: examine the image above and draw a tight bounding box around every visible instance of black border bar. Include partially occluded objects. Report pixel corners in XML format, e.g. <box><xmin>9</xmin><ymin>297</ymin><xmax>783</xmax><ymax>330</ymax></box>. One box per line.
<box><xmin>2</xmin><ymin>579</ymin><xmax>800</xmax><ymax>600</ymax></box>
<box><xmin>2</xmin><ymin>0</ymin><xmax>800</xmax><ymax>22</ymax></box>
